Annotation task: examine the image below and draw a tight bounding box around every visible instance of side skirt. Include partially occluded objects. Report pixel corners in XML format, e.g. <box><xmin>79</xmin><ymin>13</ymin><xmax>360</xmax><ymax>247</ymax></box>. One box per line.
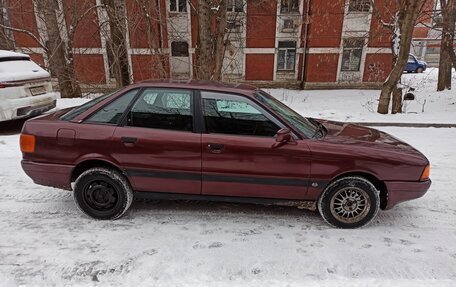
<box><xmin>134</xmin><ymin>191</ymin><xmax>317</xmax><ymax>211</ymax></box>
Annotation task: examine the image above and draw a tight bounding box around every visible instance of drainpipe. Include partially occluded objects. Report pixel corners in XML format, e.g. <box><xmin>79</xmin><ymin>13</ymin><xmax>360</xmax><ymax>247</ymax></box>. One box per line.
<box><xmin>300</xmin><ymin>0</ymin><xmax>311</xmax><ymax>89</ymax></box>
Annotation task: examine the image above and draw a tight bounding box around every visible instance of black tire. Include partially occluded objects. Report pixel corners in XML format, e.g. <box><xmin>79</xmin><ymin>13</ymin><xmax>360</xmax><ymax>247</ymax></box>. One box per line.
<box><xmin>74</xmin><ymin>167</ymin><xmax>133</xmax><ymax>220</ymax></box>
<box><xmin>318</xmin><ymin>177</ymin><xmax>380</xmax><ymax>229</ymax></box>
<box><xmin>416</xmin><ymin>67</ymin><xmax>424</xmax><ymax>73</ymax></box>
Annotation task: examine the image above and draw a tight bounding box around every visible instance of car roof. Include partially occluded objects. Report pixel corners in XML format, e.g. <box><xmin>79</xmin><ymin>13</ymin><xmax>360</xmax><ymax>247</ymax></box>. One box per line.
<box><xmin>136</xmin><ymin>79</ymin><xmax>258</xmax><ymax>96</ymax></box>
<box><xmin>0</xmin><ymin>50</ymin><xmax>30</xmax><ymax>59</ymax></box>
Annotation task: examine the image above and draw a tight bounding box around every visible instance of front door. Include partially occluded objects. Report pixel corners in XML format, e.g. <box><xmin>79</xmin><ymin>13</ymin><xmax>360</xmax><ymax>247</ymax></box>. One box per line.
<box><xmin>112</xmin><ymin>88</ymin><xmax>201</xmax><ymax>194</ymax></box>
<box><xmin>199</xmin><ymin>91</ymin><xmax>312</xmax><ymax>200</ymax></box>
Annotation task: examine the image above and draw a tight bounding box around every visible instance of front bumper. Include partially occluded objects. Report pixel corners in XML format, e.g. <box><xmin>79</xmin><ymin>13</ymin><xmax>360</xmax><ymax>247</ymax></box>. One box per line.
<box><xmin>0</xmin><ymin>92</ymin><xmax>57</xmax><ymax>122</ymax></box>
<box><xmin>383</xmin><ymin>179</ymin><xmax>431</xmax><ymax>210</ymax></box>
<box><xmin>21</xmin><ymin>160</ymin><xmax>73</xmax><ymax>190</ymax></box>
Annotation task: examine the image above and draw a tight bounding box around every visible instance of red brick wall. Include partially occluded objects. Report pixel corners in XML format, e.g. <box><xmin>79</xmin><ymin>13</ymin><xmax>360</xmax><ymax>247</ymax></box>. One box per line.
<box><xmin>63</xmin><ymin>0</ymin><xmax>101</xmax><ymax>48</ymax></box>
<box><xmin>363</xmin><ymin>53</ymin><xmax>392</xmax><ymax>82</ymax></box>
<box><xmin>7</xmin><ymin>0</ymin><xmax>40</xmax><ymax>47</ymax></box>
<box><xmin>305</xmin><ymin>54</ymin><xmax>338</xmax><ymax>82</ymax></box>
<box><xmin>73</xmin><ymin>54</ymin><xmax>106</xmax><ymax>83</ymax></box>
<box><xmin>127</xmin><ymin>0</ymin><xmax>167</xmax><ymax>49</ymax></box>
<box><xmin>246</xmin><ymin>1</ymin><xmax>276</xmax><ymax>48</ymax></box>
<box><xmin>307</xmin><ymin>0</ymin><xmax>344</xmax><ymax>48</ymax></box>
<box><xmin>368</xmin><ymin>0</ymin><xmax>396</xmax><ymax>48</ymax></box>
<box><xmin>131</xmin><ymin>54</ymin><xmax>170</xmax><ymax>82</ymax></box>
<box><xmin>245</xmin><ymin>54</ymin><xmax>274</xmax><ymax>81</ymax></box>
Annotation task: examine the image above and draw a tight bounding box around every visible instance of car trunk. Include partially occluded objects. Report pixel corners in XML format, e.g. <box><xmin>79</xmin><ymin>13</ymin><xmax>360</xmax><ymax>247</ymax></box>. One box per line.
<box><xmin>0</xmin><ymin>57</ymin><xmax>52</xmax><ymax>99</ymax></box>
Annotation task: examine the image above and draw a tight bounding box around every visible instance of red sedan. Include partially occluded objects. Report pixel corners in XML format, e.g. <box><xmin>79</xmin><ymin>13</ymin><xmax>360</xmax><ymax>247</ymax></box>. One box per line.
<box><xmin>20</xmin><ymin>80</ymin><xmax>431</xmax><ymax>228</ymax></box>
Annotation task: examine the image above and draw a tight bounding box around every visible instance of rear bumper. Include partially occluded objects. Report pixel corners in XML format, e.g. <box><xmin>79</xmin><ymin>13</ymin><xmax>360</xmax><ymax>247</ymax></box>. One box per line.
<box><xmin>21</xmin><ymin>160</ymin><xmax>73</xmax><ymax>190</ymax></box>
<box><xmin>383</xmin><ymin>179</ymin><xmax>431</xmax><ymax>210</ymax></box>
<box><xmin>0</xmin><ymin>92</ymin><xmax>57</xmax><ymax>122</ymax></box>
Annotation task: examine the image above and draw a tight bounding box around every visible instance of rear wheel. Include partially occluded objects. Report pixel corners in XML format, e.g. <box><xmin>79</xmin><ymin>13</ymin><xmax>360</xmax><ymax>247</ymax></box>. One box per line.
<box><xmin>318</xmin><ymin>177</ymin><xmax>380</xmax><ymax>228</ymax></box>
<box><xmin>74</xmin><ymin>167</ymin><xmax>133</xmax><ymax>220</ymax></box>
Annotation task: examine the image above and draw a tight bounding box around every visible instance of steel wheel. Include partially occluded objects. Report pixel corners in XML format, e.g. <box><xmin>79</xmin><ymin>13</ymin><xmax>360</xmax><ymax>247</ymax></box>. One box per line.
<box><xmin>74</xmin><ymin>167</ymin><xmax>133</xmax><ymax>220</ymax></box>
<box><xmin>83</xmin><ymin>180</ymin><xmax>119</xmax><ymax>212</ymax></box>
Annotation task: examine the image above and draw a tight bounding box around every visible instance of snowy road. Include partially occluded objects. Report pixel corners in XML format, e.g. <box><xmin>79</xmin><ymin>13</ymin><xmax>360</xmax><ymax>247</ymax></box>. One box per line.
<box><xmin>0</xmin><ymin>127</ymin><xmax>455</xmax><ymax>286</ymax></box>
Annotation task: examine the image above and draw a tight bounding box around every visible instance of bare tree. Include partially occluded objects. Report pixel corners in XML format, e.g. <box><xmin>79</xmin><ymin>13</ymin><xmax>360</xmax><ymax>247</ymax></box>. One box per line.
<box><xmin>437</xmin><ymin>0</ymin><xmax>456</xmax><ymax>91</ymax></box>
<box><xmin>102</xmin><ymin>0</ymin><xmax>131</xmax><ymax>87</ymax></box>
<box><xmin>376</xmin><ymin>0</ymin><xmax>427</xmax><ymax>114</ymax></box>
<box><xmin>36</xmin><ymin>0</ymin><xmax>82</xmax><ymax>98</ymax></box>
<box><xmin>0</xmin><ymin>0</ymin><xmax>15</xmax><ymax>50</ymax></box>
<box><xmin>193</xmin><ymin>0</ymin><xmax>228</xmax><ymax>80</ymax></box>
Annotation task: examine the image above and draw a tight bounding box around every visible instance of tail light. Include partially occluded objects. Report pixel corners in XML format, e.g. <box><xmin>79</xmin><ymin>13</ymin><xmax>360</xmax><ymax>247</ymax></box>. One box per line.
<box><xmin>0</xmin><ymin>82</ymin><xmax>24</xmax><ymax>88</ymax></box>
<box><xmin>20</xmin><ymin>134</ymin><xmax>36</xmax><ymax>153</ymax></box>
<box><xmin>420</xmin><ymin>164</ymin><xmax>430</xmax><ymax>181</ymax></box>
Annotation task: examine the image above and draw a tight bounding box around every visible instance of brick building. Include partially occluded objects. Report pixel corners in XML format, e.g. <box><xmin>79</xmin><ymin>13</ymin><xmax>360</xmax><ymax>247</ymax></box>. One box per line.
<box><xmin>1</xmin><ymin>0</ymin><xmax>398</xmax><ymax>89</ymax></box>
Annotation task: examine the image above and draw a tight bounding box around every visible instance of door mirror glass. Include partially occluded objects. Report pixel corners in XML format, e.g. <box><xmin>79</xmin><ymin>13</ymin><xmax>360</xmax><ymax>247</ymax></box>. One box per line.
<box><xmin>273</xmin><ymin>128</ymin><xmax>295</xmax><ymax>148</ymax></box>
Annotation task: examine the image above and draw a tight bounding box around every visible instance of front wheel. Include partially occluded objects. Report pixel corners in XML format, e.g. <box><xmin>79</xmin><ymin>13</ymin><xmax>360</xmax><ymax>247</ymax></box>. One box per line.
<box><xmin>318</xmin><ymin>177</ymin><xmax>380</xmax><ymax>228</ymax></box>
<box><xmin>416</xmin><ymin>67</ymin><xmax>424</xmax><ymax>73</ymax></box>
<box><xmin>74</xmin><ymin>167</ymin><xmax>133</xmax><ymax>220</ymax></box>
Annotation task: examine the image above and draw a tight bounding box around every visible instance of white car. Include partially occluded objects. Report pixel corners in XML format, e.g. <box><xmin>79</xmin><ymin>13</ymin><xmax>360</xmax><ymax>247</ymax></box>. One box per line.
<box><xmin>0</xmin><ymin>50</ymin><xmax>57</xmax><ymax>122</ymax></box>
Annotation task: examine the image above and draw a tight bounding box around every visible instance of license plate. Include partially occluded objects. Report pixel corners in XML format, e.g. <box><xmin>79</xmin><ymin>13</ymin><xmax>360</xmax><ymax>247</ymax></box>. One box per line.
<box><xmin>30</xmin><ymin>86</ymin><xmax>46</xmax><ymax>96</ymax></box>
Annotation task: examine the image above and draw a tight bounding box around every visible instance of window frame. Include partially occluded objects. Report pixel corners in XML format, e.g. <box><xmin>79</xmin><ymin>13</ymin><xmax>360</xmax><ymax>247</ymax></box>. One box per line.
<box><xmin>340</xmin><ymin>38</ymin><xmax>364</xmax><ymax>72</ymax></box>
<box><xmin>227</xmin><ymin>0</ymin><xmax>244</xmax><ymax>12</ymax></box>
<box><xmin>348</xmin><ymin>0</ymin><xmax>371</xmax><ymax>12</ymax></box>
<box><xmin>120</xmin><ymin>87</ymin><xmax>197</xmax><ymax>133</ymax></box>
<box><xmin>277</xmin><ymin>41</ymin><xmax>297</xmax><ymax>71</ymax></box>
<box><xmin>83</xmin><ymin>89</ymin><xmax>140</xmax><ymax>126</ymax></box>
<box><xmin>198</xmin><ymin>90</ymin><xmax>286</xmax><ymax>138</ymax></box>
<box><xmin>169</xmin><ymin>0</ymin><xmax>187</xmax><ymax>12</ymax></box>
<box><xmin>280</xmin><ymin>0</ymin><xmax>300</xmax><ymax>14</ymax></box>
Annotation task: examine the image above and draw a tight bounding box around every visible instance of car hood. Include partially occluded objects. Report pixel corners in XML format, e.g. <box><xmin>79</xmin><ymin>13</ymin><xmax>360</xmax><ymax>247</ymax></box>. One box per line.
<box><xmin>317</xmin><ymin>119</ymin><xmax>427</xmax><ymax>161</ymax></box>
<box><xmin>418</xmin><ymin>60</ymin><xmax>427</xmax><ymax>66</ymax></box>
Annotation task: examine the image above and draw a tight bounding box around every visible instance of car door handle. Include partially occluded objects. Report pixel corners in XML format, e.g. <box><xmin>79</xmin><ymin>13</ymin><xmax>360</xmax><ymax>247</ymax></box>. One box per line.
<box><xmin>121</xmin><ymin>137</ymin><xmax>138</xmax><ymax>144</ymax></box>
<box><xmin>208</xmin><ymin>143</ymin><xmax>224</xmax><ymax>153</ymax></box>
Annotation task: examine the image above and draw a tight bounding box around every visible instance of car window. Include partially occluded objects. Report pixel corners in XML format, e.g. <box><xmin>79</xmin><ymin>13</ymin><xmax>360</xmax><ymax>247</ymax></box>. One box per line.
<box><xmin>60</xmin><ymin>91</ymin><xmax>117</xmax><ymax>121</ymax></box>
<box><xmin>85</xmin><ymin>89</ymin><xmax>138</xmax><ymax>124</ymax></box>
<box><xmin>201</xmin><ymin>91</ymin><xmax>280</xmax><ymax>137</ymax></box>
<box><xmin>408</xmin><ymin>55</ymin><xmax>415</xmax><ymax>63</ymax></box>
<box><xmin>127</xmin><ymin>89</ymin><xmax>193</xmax><ymax>132</ymax></box>
<box><xmin>255</xmin><ymin>90</ymin><xmax>318</xmax><ymax>138</ymax></box>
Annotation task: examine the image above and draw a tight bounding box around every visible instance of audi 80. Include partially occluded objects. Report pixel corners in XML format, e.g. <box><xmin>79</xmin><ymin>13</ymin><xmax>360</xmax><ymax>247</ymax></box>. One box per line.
<box><xmin>20</xmin><ymin>80</ymin><xmax>431</xmax><ymax>228</ymax></box>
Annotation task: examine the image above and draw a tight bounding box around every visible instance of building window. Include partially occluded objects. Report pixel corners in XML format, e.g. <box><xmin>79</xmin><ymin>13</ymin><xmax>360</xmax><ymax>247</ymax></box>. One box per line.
<box><xmin>341</xmin><ymin>38</ymin><xmax>364</xmax><ymax>71</ymax></box>
<box><xmin>348</xmin><ymin>0</ymin><xmax>370</xmax><ymax>12</ymax></box>
<box><xmin>280</xmin><ymin>0</ymin><xmax>299</xmax><ymax>13</ymax></box>
<box><xmin>277</xmin><ymin>41</ymin><xmax>296</xmax><ymax>71</ymax></box>
<box><xmin>170</xmin><ymin>0</ymin><xmax>187</xmax><ymax>12</ymax></box>
<box><xmin>171</xmin><ymin>41</ymin><xmax>189</xmax><ymax>57</ymax></box>
<box><xmin>227</xmin><ymin>0</ymin><xmax>243</xmax><ymax>12</ymax></box>
<box><xmin>282</xmin><ymin>18</ymin><xmax>298</xmax><ymax>32</ymax></box>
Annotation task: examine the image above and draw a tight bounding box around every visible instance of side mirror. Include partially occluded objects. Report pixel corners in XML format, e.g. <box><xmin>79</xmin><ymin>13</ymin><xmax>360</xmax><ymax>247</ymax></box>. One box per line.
<box><xmin>272</xmin><ymin>128</ymin><xmax>295</xmax><ymax>148</ymax></box>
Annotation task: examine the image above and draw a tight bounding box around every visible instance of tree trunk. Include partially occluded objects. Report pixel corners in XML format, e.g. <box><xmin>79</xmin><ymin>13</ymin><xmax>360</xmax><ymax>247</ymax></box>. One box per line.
<box><xmin>437</xmin><ymin>0</ymin><xmax>455</xmax><ymax>91</ymax></box>
<box><xmin>103</xmin><ymin>0</ymin><xmax>131</xmax><ymax>87</ymax></box>
<box><xmin>391</xmin><ymin>86</ymin><xmax>402</xmax><ymax>113</ymax></box>
<box><xmin>0</xmin><ymin>0</ymin><xmax>15</xmax><ymax>50</ymax></box>
<box><xmin>194</xmin><ymin>0</ymin><xmax>227</xmax><ymax>81</ymax></box>
<box><xmin>38</xmin><ymin>0</ymin><xmax>81</xmax><ymax>98</ymax></box>
<box><xmin>377</xmin><ymin>0</ymin><xmax>424</xmax><ymax>114</ymax></box>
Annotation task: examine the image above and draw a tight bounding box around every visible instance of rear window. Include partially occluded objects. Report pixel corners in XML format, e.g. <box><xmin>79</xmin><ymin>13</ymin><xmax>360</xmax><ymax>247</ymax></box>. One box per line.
<box><xmin>60</xmin><ymin>92</ymin><xmax>116</xmax><ymax>121</ymax></box>
<box><xmin>0</xmin><ymin>56</ymin><xmax>30</xmax><ymax>62</ymax></box>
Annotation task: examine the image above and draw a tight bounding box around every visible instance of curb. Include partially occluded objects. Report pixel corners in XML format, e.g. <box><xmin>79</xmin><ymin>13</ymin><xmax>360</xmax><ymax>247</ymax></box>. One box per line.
<box><xmin>350</xmin><ymin>122</ymin><xmax>456</xmax><ymax>128</ymax></box>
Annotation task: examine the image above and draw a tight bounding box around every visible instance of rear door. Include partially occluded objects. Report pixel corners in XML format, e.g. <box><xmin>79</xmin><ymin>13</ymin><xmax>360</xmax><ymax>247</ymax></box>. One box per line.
<box><xmin>199</xmin><ymin>91</ymin><xmax>312</xmax><ymax>200</ymax></box>
<box><xmin>109</xmin><ymin>88</ymin><xmax>201</xmax><ymax>194</ymax></box>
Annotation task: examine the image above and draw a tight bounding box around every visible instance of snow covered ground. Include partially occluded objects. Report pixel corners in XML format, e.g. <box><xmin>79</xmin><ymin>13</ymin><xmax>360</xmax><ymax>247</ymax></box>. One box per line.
<box><xmin>0</xmin><ymin>128</ymin><xmax>455</xmax><ymax>285</ymax></box>
<box><xmin>265</xmin><ymin>68</ymin><xmax>456</xmax><ymax>124</ymax></box>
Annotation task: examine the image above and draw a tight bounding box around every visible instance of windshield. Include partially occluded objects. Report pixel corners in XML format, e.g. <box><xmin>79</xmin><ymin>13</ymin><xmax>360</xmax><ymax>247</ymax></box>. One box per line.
<box><xmin>60</xmin><ymin>90</ymin><xmax>117</xmax><ymax>121</ymax></box>
<box><xmin>255</xmin><ymin>90</ymin><xmax>319</xmax><ymax>138</ymax></box>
